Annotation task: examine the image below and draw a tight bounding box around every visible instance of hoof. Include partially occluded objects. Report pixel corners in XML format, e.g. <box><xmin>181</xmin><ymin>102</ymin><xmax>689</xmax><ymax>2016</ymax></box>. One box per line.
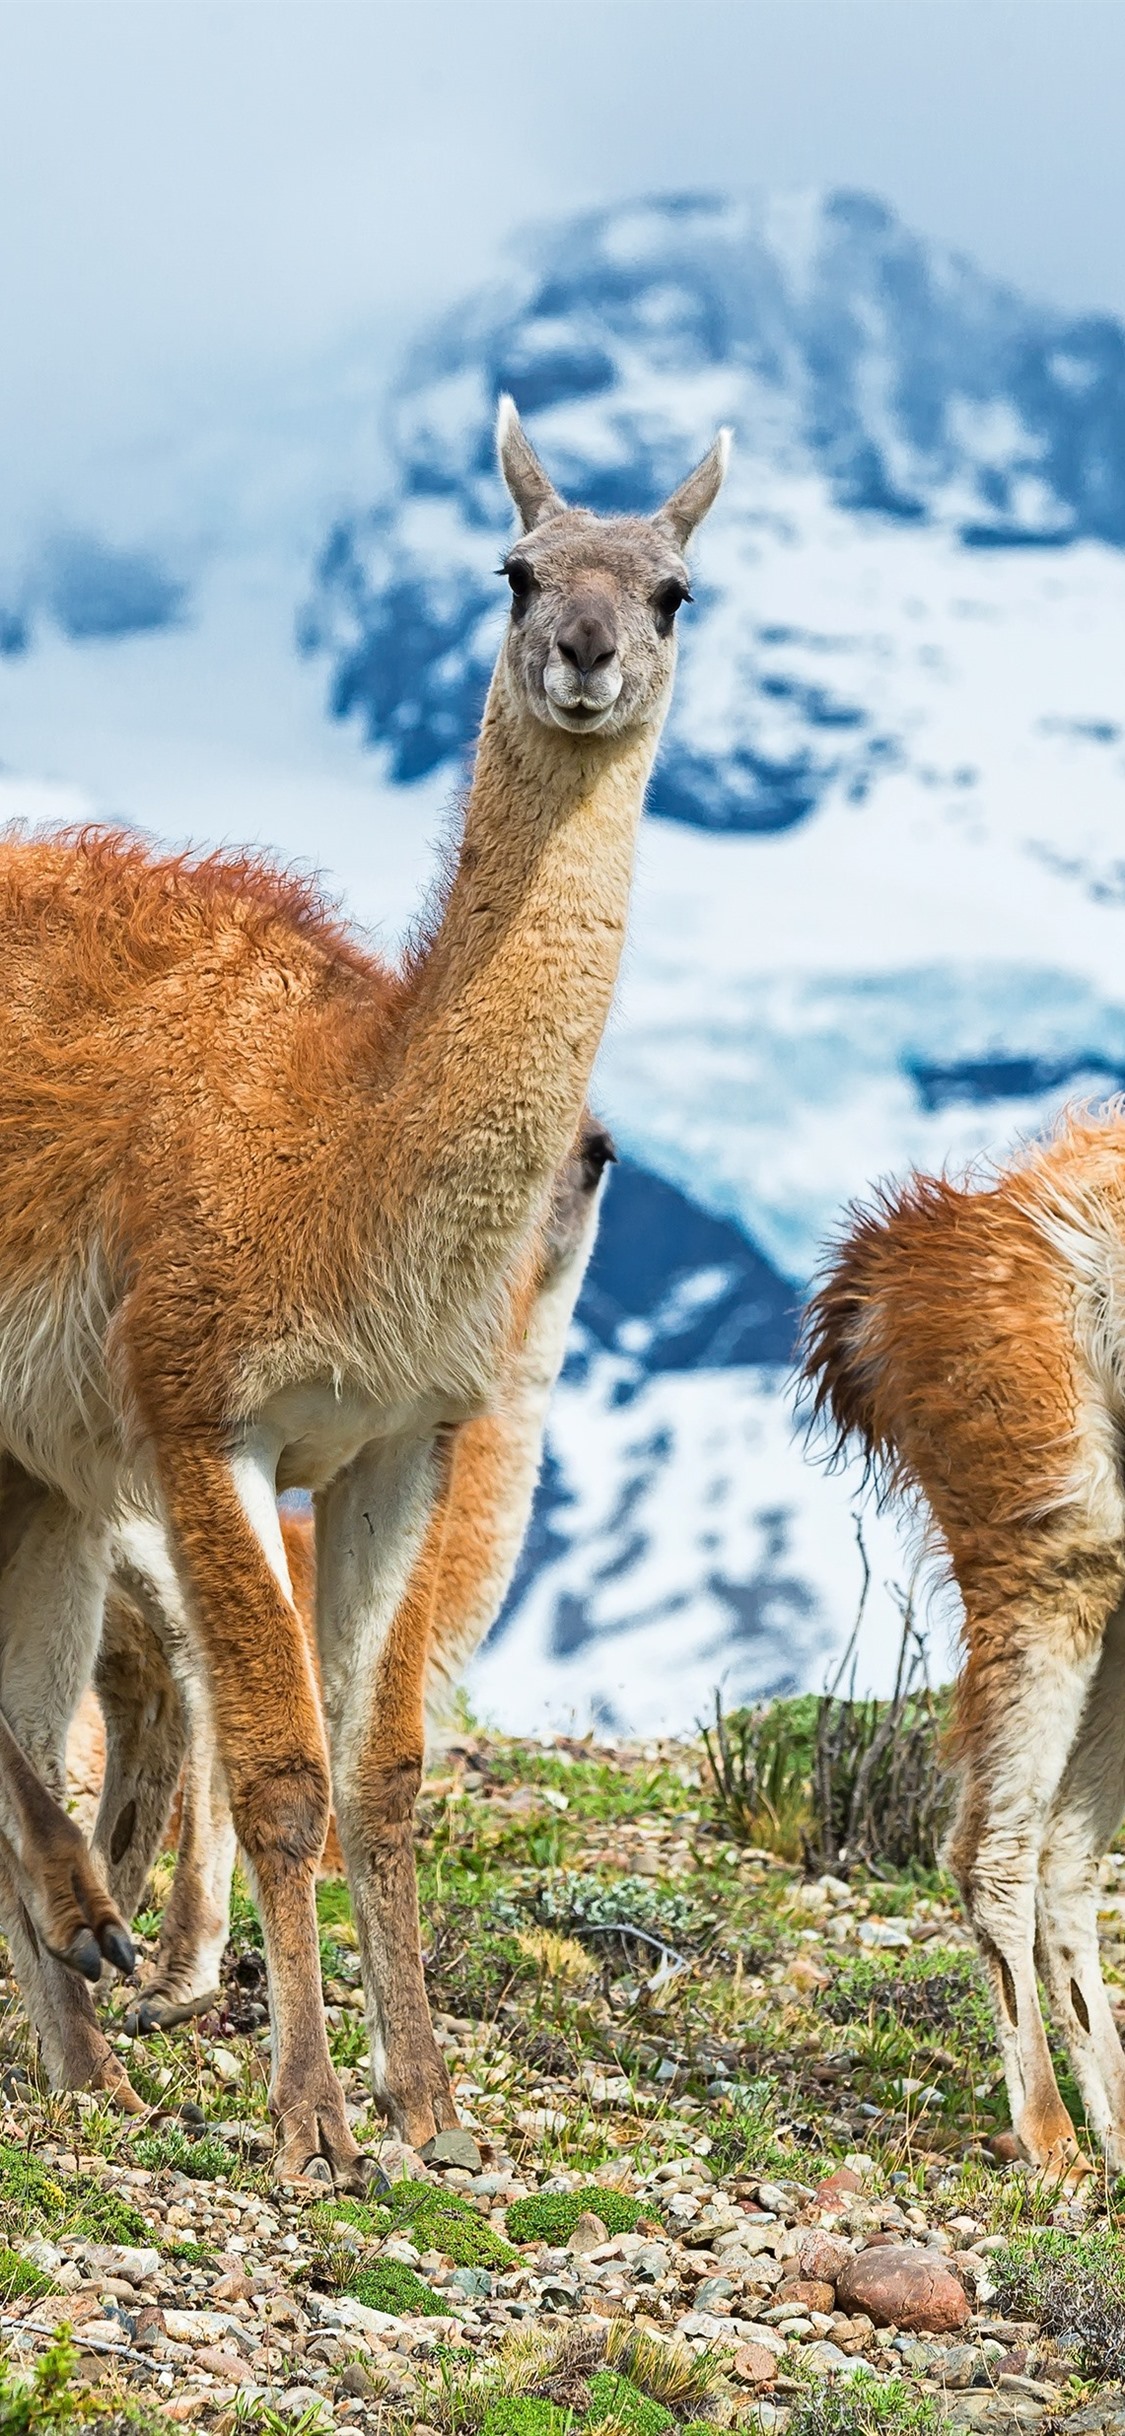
<box><xmin>122</xmin><ymin>1987</ymin><xmax>220</xmax><ymax>2037</ymax></box>
<box><xmin>63</xmin><ymin>1931</ymin><xmax>104</xmax><ymax>1984</ymax></box>
<box><xmin>90</xmin><ymin>2054</ymin><xmax>148</xmax><ymax>2116</ymax></box>
<box><xmin>56</xmin><ymin>1920</ymin><xmax>135</xmax><ymax>1984</ymax></box>
<box><xmin>102</xmin><ymin>1925</ymin><xmax>137</xmax><ymax>1975</ymax></box>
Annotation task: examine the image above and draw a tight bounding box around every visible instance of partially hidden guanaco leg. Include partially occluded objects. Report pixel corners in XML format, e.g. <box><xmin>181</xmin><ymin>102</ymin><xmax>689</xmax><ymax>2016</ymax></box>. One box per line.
<box><xmin>158</xmin><ymin>1437</ymin><xmax>367</xmax><ymax>2190</ymax></box>
<box><xmin>315</xmin><ymin>1431</ymin><xmax>455</xmax><ymax>2152</ymax></box>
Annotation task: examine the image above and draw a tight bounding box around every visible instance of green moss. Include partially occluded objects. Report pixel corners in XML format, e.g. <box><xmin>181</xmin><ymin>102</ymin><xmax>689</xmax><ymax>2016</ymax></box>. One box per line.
<box><xmin>309</xmin><ymin>2195</ymin><xmax>390</xmax><ymax>2240</ymax></box>
<box><xmin>347</xmin><ymin>2258</ymin><xmax>433</xmax><ymax>2316</ymax></box>
<box><xmin>506</xmin><ymin>2189</ymin><xmax>640</xmax><ymax>2246</ymax></box>
<box><xmin>0</xmin><ymin>2247</ymin><xmax>52</xmax><ymax>2304</ymax></box>
<box><xmin>585</xmin><ymin>2370</ymin><xmax>674</xmax><ymax>2434</ymax></box>
<box><xmin>386</xmin><ymin>2178</ymin><xmax>517</xmax><ymax>2268</ymax></box>
<box><xmin>0</xmin><ymin>2147</ymin><xmax>69</xmax><ymax>2237</ymax></box>
<box><xmin>131</xmin><ymin>2125</ymin><xmax>232</xmax><ymax>2181</ymax></box>
<box><xmin>162</xmin><ymin>2239</ymin><xmax>219</xmax><ymax>2267</ymax></box>
<box><xmin>74</xmin><ymin>2186</ymin><xmax>152</xmax><ymax>2246</ymax></box>
<box><xmin>480</xmin><ymin>2404</ymin><xmax>572</xmax><ymax>2436</ymax></box>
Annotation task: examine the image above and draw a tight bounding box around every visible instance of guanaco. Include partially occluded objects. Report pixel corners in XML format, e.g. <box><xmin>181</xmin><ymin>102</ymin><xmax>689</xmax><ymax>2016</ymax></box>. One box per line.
<box><xmin>0</xmin><ymin>402</ymin><xmax>726</xmax><ymax>2183</ymax></box>
<box><xmin>804</xmin><ymin>1109</ymin><xmax>1125</xmax><ymax>2182</ymax></box>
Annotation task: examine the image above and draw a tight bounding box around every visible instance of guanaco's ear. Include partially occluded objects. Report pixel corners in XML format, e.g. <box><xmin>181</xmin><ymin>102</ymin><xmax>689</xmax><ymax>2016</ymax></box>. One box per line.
<box><xmin>496</xmin><ymin>394</ymin><xmax>566</xmax><ymax>531</ymax></box>
<box><xmin>652</xmin><ymin>428</ymin><xmax>732</xmax><ymax>549</ymax></box>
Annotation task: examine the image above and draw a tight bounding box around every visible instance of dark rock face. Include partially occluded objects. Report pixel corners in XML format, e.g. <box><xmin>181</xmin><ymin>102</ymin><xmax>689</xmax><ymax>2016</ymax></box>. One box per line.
<box><xmin>579</xmin><ymin>1157</ymin><xmax>798</xmax><ymax>1373</ymax></box>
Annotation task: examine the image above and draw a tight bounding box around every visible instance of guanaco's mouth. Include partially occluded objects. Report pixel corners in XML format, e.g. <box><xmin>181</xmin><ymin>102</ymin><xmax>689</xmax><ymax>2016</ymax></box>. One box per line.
<box><xmin>544</xmin><ymin>698</ymin><xmax>616</xmax><ymax>733</ymax></box>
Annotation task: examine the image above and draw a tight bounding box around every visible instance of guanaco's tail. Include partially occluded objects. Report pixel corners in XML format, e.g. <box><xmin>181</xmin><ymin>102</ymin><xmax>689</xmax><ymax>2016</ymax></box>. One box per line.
<box><xmin>800</xmin><ymin>1184</ymin><xmax>913</xmax><ymax>1484</ymax></box>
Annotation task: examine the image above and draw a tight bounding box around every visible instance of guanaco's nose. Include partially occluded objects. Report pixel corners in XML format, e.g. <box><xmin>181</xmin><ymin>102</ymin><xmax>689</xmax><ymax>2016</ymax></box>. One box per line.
<box><xmin>556</xmin><ymin>603</ymin><xmax>617</xmax><ymax>677</ymax></box>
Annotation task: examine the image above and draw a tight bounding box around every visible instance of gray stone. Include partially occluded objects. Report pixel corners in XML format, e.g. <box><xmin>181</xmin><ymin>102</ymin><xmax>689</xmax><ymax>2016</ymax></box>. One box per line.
<box><xmin>695</xmin><ymin>2276</ymin><xmax>736</xmax><ymax>2309</ymax></box>
<box><xmin>79</xmin><ymin>2244</ymin><xmax>161</xmax><ymax>2284</ymax></box>
<box><xmin>537</xmin><ymin>2275</ymin><xmax>580</xmax><ymax>2309</ymax></box>
<box><xmin>421</xmin><ymin>2130</ymin><xmax>482</xmax><ymax>2171</ymax></box>
<box><xmin>338</xmin><ymin>2365</ymin><xmax>378</xmax><ymax>2399</ymax></box>
<box><xmin>942</xmin><ymin>2345</ymin><xmax>989</xmax><ymax>2389</ymax></box>
<box><xmin>449</xmin><ymin>2267</ymin><xmax>493</xmax><ymax>2298</ymax></box>
<box><xmin>20</xmin><ymin>2239</ymin><xmax>63</xmax><ymax>2274</ymax></box>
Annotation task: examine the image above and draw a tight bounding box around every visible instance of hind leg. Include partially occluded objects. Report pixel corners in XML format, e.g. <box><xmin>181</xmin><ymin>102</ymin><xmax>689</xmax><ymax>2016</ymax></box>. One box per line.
<box><xmin>0</xmin><ymin>1493</ymin><xmax>140</xmax><ymax>2095</ymax></box>
<box><xmin>1033</xmin><ymin>1592</ymin><xmax>1125</xmax><ymax>2172</ymax></box>
<box><xmin>947</xmin><ymin>1544</ymin><xmax>1124</xmax><ymax>2181</ymax></box>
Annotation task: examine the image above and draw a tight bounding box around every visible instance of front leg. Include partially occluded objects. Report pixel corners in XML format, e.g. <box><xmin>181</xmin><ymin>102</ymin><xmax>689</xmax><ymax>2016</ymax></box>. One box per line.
<box><xmin>159</xmin><ymin>1437</ymin><xmax>365</xmax><ymax>2190</ymax></box>
<box><xmin>316</xmin><ymin>1435</ymin><xmax>457</xmax><ymax>2151</ymax></box>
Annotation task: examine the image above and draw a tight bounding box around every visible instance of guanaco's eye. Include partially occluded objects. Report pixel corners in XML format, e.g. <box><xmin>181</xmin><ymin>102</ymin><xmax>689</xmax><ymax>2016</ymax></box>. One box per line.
<box><xmin>652</xmin><ymin>577</ymin><xmax>692</xmax><ymax>630</ymax></box>
<box><xmin>503</xmin><ymin>558</ymin><xmax>535</xmax><ymax>605</ymax></box>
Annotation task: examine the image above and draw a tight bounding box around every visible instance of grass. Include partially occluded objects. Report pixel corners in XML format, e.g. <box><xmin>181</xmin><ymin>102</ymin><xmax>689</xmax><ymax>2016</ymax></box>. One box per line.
<box><xmin>414</xmin><ymin>2320</ymin><xmax>726</xmax><ymax>2435</ymax></box>
<box><xmin>0</xmin><ymin>2247</ymin><xmax>52</xmax><ymax>2305</ymax></box>
<box><xmin>784</xmin><ymin>2373</ymin><xmax>953</xmax><ymax>2436</ymax></box>
<box><xmin>702</xmin><ymin>1693</ymin><xmax>819</xmax><ymax>1859</ymax></box>
<box><xmin>989</xmin><ymin>2226</ymin><xmax>1125</xmax><ymax>2379</ymax></box>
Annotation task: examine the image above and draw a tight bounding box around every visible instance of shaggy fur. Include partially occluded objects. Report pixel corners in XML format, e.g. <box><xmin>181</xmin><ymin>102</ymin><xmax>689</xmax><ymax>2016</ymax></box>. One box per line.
<box><xmin>804</xmin><ymin>1112</ymin><xmax>1125</xmax><ymax>2179</ymax></box>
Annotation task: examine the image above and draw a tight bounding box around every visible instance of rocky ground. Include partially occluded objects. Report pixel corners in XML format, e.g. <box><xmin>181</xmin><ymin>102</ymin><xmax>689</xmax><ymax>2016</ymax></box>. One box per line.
<box><xmin>1</xmin><ymin>1726</ymin><xmax>1124</xmax><ymax>2436</ymax></box>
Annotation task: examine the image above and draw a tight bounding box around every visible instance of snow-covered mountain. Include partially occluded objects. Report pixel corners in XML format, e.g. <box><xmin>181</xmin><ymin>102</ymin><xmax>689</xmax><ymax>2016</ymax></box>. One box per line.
<box><xmin>6</xmin><ymin>188</ymin><xmax>1125</xmax><ymax>1728</ymax></box>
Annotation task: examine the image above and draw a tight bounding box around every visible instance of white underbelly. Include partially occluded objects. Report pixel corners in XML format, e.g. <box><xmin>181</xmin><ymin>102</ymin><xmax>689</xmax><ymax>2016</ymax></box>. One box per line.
<box><xmin>260</xmin><ymin>1381</ymin><xmax>430</xmax><ymax>1494</ymax></box>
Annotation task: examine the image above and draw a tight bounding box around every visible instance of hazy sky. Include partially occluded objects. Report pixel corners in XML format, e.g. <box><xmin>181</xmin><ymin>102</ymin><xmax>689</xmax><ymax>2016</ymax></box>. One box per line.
<box><xmin>3</xmin><ymin>0</ymin><xmax>1125</xmax><ymax>492</ymax></box>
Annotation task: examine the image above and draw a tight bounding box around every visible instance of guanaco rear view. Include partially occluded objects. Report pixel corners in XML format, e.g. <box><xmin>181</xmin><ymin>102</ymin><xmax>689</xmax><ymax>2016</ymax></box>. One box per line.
<box><xmin>805</xmin><ymin>1110</ymin><xmax>1125</xmax><ymax>2181</ymax></box>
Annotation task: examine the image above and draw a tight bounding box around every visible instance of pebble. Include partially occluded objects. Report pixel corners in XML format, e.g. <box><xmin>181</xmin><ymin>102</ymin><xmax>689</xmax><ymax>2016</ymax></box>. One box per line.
<box><xmin>338</xmin><ymin>2363</ymin><xmax>379</xmax><ymax>2399</ymax></box>
<box><xmin>194</xmin><ymin>2345</ymin><xmax>255</xmax><ymax>2385</ymax></box>
<box><xmin>733</xmin><ymin>2341</ymin><xmax>780</xmax><ymax>2385</ymax></box>
<box><xmin>163</xmin><ymin>2309</ymin><xmax>242</xmax><ymax>2345</ymax></box>
<box><xmin>796</xmin><ymin>2230</ymin><xmax>854</xmax><ymax>2282</ymax></box>
<box><xmin>803</xmin><ymin>2340</ymin><xmax>856</xmax><ymax>2373</ymax></box>
<box><xmin>79</xmin><ymin>2244</ymin><xmax>161</xmax><ymax>2283</ymax></box>
<box><xmin>567</xmin><ymin>2211</ymin><xmax>609</xmax><ymax>2256</ymax></box>
<box><xmin>422</xmin><ymin>2129</ymin><xmax>482</xmax><ymax>2171</ymax></box>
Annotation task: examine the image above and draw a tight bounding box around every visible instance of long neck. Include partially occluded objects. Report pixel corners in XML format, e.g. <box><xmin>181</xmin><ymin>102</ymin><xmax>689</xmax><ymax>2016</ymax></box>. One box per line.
<box><xmin>374</xmin><ymin>665</ymin><xmax>660</xmax><ymax>1340</ymax></box>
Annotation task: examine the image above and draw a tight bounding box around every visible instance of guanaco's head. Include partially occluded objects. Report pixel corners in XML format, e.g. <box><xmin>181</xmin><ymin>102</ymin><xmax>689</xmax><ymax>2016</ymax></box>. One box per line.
<box><xmin>495</xmin><ymin>397</ymin><xmax>729</xmax><ymax>742</ymax></box>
